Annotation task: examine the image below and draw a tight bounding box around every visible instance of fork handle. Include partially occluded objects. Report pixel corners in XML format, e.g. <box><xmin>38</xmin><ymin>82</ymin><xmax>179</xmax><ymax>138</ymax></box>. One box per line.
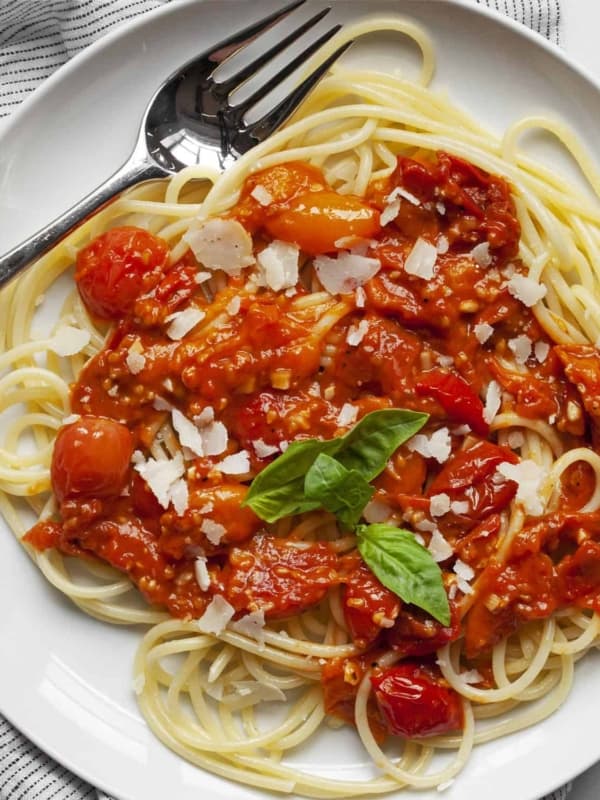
<box><xmin>0</xmin><ymin>156</ymin><xmax>167</xmax><ymax>287</ymax></box>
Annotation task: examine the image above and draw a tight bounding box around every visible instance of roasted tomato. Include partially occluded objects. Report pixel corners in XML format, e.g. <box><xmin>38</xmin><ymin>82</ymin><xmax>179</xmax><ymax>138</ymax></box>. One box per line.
<box><xmin>264</xmin><ymin>191</ymin><xmax>381</xmax><ymax>254</ymax></box>
<box><xmin>371</xmin><ymin>662</ymin><xmax>464</xmax><ymax>738</ymax></box>
<box><xmin>75</xmin><ymin>226</ymin><xmax>169</xmax><ymax>319</ymax></box>
<box><xmin>51</xmin><ymin>416</ymin><xmax>133</xmax><ymax>503</ymax></box>
<box><xmin>343</xmin><ymin>561</ymin><xmax>401</xmax><ymax>647</ymax></box>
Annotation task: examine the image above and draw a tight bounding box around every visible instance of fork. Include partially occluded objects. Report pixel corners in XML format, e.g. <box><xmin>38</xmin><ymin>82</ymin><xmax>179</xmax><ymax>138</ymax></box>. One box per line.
<box><xmin>0</xmin><ymin>0</ymin><xmax>349</xmax><ymax>286</ymax></box>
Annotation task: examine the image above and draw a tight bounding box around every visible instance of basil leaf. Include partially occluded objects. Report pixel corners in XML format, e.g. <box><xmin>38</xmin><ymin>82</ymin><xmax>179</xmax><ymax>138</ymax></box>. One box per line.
<box><xmin>242</xmin><ymin>408</ymin><xmax>427</xmax><ymax>523</ymax></box>
<box><xmin>304</xmin><ymin>453</ymin><xmax>374</xmax><ymax>531</ymax></box>
<box><xmin>241</xmin><ymin>438</ymin><xmax>339</xmax><ymax>522</ymax></box>
<box><xmin>356</xmin><ymin>523</ymin><xmax>450</xmax><ymax>626</ymax></box>
<box><xmin>336</xmin><ymin>409</ymin><xmax>429</xmax><ymax>480</ymax></box>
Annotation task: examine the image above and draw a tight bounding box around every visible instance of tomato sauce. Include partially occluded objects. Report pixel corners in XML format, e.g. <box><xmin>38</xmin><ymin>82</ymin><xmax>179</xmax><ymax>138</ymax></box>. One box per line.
<box><xmin>23</xmin><ymin>154</ymin><xmax>600</xmax><ymax>742</ymax></box>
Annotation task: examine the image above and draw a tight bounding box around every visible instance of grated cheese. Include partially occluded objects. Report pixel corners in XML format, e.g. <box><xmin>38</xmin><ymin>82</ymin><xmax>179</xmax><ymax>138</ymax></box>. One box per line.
<box><xmin>165</xmin><ymin>307</ymin><xmax>205</xmax><ymax>340</ymax></box>
<box><xmin>496</xmin><ymin>459</ymin><xmax>547</xmax><ymax>516</ymax></box>
<box><xmin>201</xmin><ymin>518</ymin><xmax>227</xmax><ymax>545</ymax></box>
<box><xmin>184</xmin><ymin>218</ymin><xmax>255</xmax><ymax>274</ymax></box>
<box><xmin>380</xmin><ymin>198</ymin><xmax>401</xmax><ymax>226</ymax></box>
<box><xmin>217</xmin><ymin>450</ymin><xmax>251</xmax><ymax>475</ymax></box>
<box><xmin>337</xmin><ymin>403</ymin><xmax>358</xmax><ymax>427</ymax></box>
<box><xmin>194</xmin><ymin>554</ymin><xmax>211</xmax><ymax>591</ymax></box>
<box><xmin>50</xmin><ymin>326</ymin><xmax>91</xmax><ymax>357</ymax></box>
<box><xmin>197</xmin><ymin>595</ymin><xmax>235</xmax><ymax>635</ymax></box>
<box><xmin>474</xmin><ymin>322</ymin><xmax>494</xmax><ymax>344</ymax></box>
<box><xmin>470</xmin><ymin>242</ymin><xmax>492</xmax><ymax>267</ymax></box>
<box><xmin>483</xmin><ymin>380</ymin><xmax>502</xmax><ymax>424</ymax></box>
<box><xmin>346</xmin><ymin>319</ymin><xmax>369</xmax><ymax>346</ymax></box>
<box><xmin>404</xmin><ymin>237</ymin><xmax>438</xmax><ymax>280</ymax></box>
<box><xmin>314</xmin><ymin>251</ymin><xmax>381</xmax><ymax>295</ymax></box>
<box><xmin>534</xmin><ymin>341</ymin><xmax>550</xmax><ymax>363</ymax></box>
<box><xmin>508</xmin><ymin>334</ymin><xmax>532</xmax><ymax>365</ymax></box>
<box><xmin>428</xmin><ymin>529</ymin><xmax>453</xmax><ymax>562</ymax></box>
<box><xmin>133</xmin><ymin>451</ymin><xmax>187</xmax><ymax>511</ymax></box>
<box><xmin>257</xmin><ymin>240</ymin><xmax>299</xmax><ymax>291</ymax></box>
<box><xmin>507</xmin><ymin>274</ymin><xmax>547</xmax><ymax>307</ymax></box>
<box><xmin>429</xmin><ymin>493</ymin><xmax>451</xmax><ymax>517</ymax></box>
<box><xmin>250</xmin><ymin>184</ymin><xmax>273</xmax><ymax>206</ymax></box>
<box><xmin>406</xmin><ymin>427</ymin><xmax>451</xmax><ymax>463</ymax></box>
<box><xmin>355</xmin><ymin>286</ymin><xmax>367</xmax><ymax>308</ymax></box>
<box><xmin>172</xmin><ymin>408</ymin><xmax>205</xmax><ymax>457</ymax></box>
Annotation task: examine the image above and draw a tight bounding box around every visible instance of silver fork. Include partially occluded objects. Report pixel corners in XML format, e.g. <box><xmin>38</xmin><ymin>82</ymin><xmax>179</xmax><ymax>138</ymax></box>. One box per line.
<box><xmin>0</xmin><ymin>0</ymin><xmax>348</xmax><ymax>286</ymax></box>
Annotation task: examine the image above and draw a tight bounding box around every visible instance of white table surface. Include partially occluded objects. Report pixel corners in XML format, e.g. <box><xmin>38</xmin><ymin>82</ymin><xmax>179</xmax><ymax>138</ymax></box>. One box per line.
<box><xmin>0</xmin><ymin>2</ymin><xmax>599</xmax><ymax>798</ymax></box>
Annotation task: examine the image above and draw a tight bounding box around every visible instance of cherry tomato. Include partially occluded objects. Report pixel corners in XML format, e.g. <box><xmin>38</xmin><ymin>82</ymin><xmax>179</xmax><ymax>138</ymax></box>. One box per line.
<box><xmin>427</xmin><ymin>440</ymin><xmax>518</xmax><ymax>526</ymax></box>
<box><xmin>222</xmin><ymin>534</ymin><xmax>339</xmax><ymax>617</ymax></box>
<box><xmin>75</xmin><ymin>226</ymin><xmax>169</xmax><ymax>319</ymax></box>
<box><xmin>51</xmin><ymin>416</ymin><xmax>134</xmax><ymax>503</ymax></box>
<box><xmin>385</xmin><ymin>604</ymin><xmax>460</xmax><ymax>658</ymax></box>
<box><xmin>343</xmin><ymin>562</ymin><xmax>400</xmax><ymax>647</ymax></box>
<box><xmin>371</xmin><ymin>663</ymin><xmax>464</xmax><ymax>738</ymax></box>
<box><xmin>416</xmin><ymin>370</ymin><xmax>489</xmax><ymax>436</ymax></box>
<box><xmin>264</xmin><ymin>191</ymin><xmax>381</xmax><ymax>254</ymax></box>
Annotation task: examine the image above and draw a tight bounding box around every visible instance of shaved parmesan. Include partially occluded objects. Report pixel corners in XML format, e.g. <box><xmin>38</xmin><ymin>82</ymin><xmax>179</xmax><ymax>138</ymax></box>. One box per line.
<box><xmin>194</xmin><ymin>407</ymin><xmax>214</xmax><ymax>426</ymax></box>
<box><xmin>406</xmin><ymin>427</ymin><xmax>451</xmax><ymax>463</ymax></box>
<box><xmin>474</xmin><ymin>322</ymin><xmax>493</xmax><ymax>344</ymax></box>
<box><xmin>450</xmin><ymin>500</ymin><xmax>470</xmax><ymax>515</ymax></box>
<box><xmin>470</xmin><ymin>242</ymin><xmax>492</xmax><ymax>267</ymax></box>
<box><xmin>314</xmin><ymin>251</ymin><xmax>381</xmax><ymax>295</ymax></box>
<box><xmin>169</xmin><ymin>478</ymin><xmax>189</xmax><ymax>516</ymax></box>
<box><xmin>201</xmin><ymin>518</ymin><xmax>227</xmax><ymax>545</ymax></box>
<box><xmin>428</xmin><ymin>529</ymin><xmax>453</xmax><ymax>562</ymax></box>
<box><xmin>429</xmin><ymin>493</ymin><xmax>451</xmax><ymax>517</ymax></box>
<box><xmin>363</xmin><ymin>499</ymin><xmax>393</xmax><ymax>524</ymax></box>
<box><xmin>153</xmin><ymin>396</ymin><xmax>172</xmax><ymax>411</ymax></box>
<box><xmin>217</xmin><ymin>450</ymin><xmax>251</xmax><ymax>475</ymax></box>
<box><xmin>508</xmin><ymin>430</ymin><xmax>525</xmax><ymax>450</ymax></box>
<box><xmin>346</xmin><ymin>319</ymin><xmax>369</xmax><ymax>346</ymax></box>
<box><xmin>404</xmin><ymin>238</ymin><xmax>437</xmax><ymax>280</ymax></box>
<box><xmin>133</xmin><ymin>451</ymin><xmax>186</xmax><ymax>510</ymax></box>
<box><xmin>226</xmin><ymin>296</ymin><xmax>241</xmax><ymax>316</ymax></box>
<box><xmin>230</xmin><ymin>609</ymin><xmax>266</xmax><ymax>645</ymax></box>
<box><xmin>387</xmin><ymin>185</ymin><xmax>420</xmax><ymax>206</ymax></box>
<box><xmin>380</xmin><ymin>198</ymin><xmax>401</xmax><ymax>226</ymax></box>
<box><xmin>483</xmin><ymin>380</ymin><xmax>502</xmax><ymax>424</ymax></box>
<box><xmin>496</xmin><ymin>459</ymin><xmax>547</xmax><ymax>516</ymax></box>
<box><xmin>50</xmin><ymin>326</ymin><xmax>90</xmax><ymax>357</ymax></box>
<box><xmin>195</xmin><ymin>270</ymin><xmax>212</xmax><ymax>284</ymax></box>
<box><xmin>355</xmin><ymin>286</ymin><xmax>367</xmax><ymax>308</ymax></box>
<box><xmin>197</xmin><ymin>595</ymin><xmax>235</xmax><ymax>635</ymax></box>
<box><xmin>507</xmin><ymin>274</ymin><xmax>547</xmax><ymax>307</ymax></box>
<box><xmin>194</xmin><ymin>555</ymin><xmax>211</xmax><ymax>591</ymax></box>
<box><xmin>436</xmin><ymin>235</ymin><xmax>449</xmax><ymax>255</ymax></box>
<box><xmin>508</xmin><ymin>334</ymin><xmax>532</xmax><ymax>365</ymax></box>
<box><xmin>257</xmin><ymin>240</ymin><xmax>299</xmax><ymax>291</ymax></box>
<box><xmin>253</xmin><ymin>439</ymin><xmax>279</xmax><ymax>459</ymax></box>
<box><xmin>184</xmin><ymin>218</ymin><xmax>255</xmax><ymax>274</ymax></box>
<box><xmin>165</xmin><ymin>307</ymin><xmax>205</xmax><ymax>340</ymax></box>
<box><xmin>337</xmin><ymin>403</ymin><xmax>358</xmax><ymax>427</ymax></box>
<box><xmin>461</xmin><ymin>669</ymin><xmax>483</xmax><ymax>685</ymax></box>
<box><xmin>201</xmin><ymin>420</ymin><xmax>228</xmax><ymax>456</ymax></box>
<box><xmin>454</xmin><ymin>559</ymin><xmax>475</xmax><ymax>595</ymax></box>
<box><xmin>250</xmin><ymin>184</ymin><xmax>273</xmax><ymax>206</ymax></box>
<box><xmin>535</xmin><ymin>341</ymin><xmax>550</xmax><ymax>363</ymax></box>
<box><xmin>172</xmin><ymin>409</ymin><xmax>205</xmax><ymax>457</ymax></box>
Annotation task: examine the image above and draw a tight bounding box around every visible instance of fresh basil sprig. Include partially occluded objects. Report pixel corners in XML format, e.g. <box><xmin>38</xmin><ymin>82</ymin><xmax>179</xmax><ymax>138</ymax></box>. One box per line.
<box><xmin>304</xmin><ymin>453</ymin><xmax>374</xmax><ymax>531</ymax></box>
<box><xmin>242</xmin><ymin>408</ymin><xmax>427</xmax><ymax>523</ymax></box>
<box><xmin>356</xmin><ymin>523</ymin><xmax>451</xmax><ymax>626</ymax></box>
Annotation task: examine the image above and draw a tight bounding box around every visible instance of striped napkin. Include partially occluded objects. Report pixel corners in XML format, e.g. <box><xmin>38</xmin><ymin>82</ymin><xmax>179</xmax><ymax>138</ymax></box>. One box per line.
<box><xmin>0</xmin><ymin>1</ymin><xmax>568</xmax><ymax>800</ymax></box>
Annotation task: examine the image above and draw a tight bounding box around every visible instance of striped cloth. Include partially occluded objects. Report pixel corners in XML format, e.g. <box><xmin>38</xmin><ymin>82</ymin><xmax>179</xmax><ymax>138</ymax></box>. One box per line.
<box><xmin>0</xmin><ymin>1</ymin><xmax>568</xmax><ymax>800</ymax></box>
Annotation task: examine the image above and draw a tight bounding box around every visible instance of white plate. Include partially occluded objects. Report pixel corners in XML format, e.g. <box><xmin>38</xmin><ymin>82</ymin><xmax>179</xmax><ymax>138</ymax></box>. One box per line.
<box><xmin>2</xmin><ymin>2</ymin><xmax>600</xmax><ymax>799</ymax></box>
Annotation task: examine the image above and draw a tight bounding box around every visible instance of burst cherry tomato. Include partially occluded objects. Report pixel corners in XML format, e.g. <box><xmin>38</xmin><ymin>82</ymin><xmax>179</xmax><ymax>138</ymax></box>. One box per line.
<box><xmin>51</xmin><ymin>416</ymin><xmax>134</xmax><ymax>503</ymax></box>
<box><xmin>343</xmin><ymin>562</ymin><xmax>400</xmax><ymax>647</ymax></box>
<box><xmin>75</xmin><ymin>226</ymin><xmax>169</xmax><ymax>319</ymax></box>
<box><xmin>371</xmin><ymin>663</ymin><xmax>464</xmax><ymax>738</ymax></box>
<box><xmin>416</xmin><ymin>370</ymin><xmax>489</xmax><ymax>436</ymax></box>
<box><xmin>264</xmin><ymin>191</ymin><xmax>381</xmax><ymax>254</ymax></box>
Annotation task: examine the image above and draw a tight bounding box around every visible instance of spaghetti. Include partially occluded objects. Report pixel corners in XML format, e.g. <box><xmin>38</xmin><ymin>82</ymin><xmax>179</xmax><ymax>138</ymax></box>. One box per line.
<box><xmin>2</xmin><ymin>16</ymin><xmax>600</xmax><ymax>797</ymax></box>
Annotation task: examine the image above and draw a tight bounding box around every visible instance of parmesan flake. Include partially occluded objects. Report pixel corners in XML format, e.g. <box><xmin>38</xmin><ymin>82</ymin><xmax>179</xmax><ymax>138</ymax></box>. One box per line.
<box><xmin>184</xmin><ymin>218</ymin><xmax>255</xmax><ymax>274</ymax></box>
<box><xmin>250</xmin><ymin>184</ymin><xmax>273</xmax><ymax>206</ymax></box>
<box><xmin>404</xmin><ymin>237</ymin><xmax>437</xmax><ymax>280</ymax></box>
<box><xmin>474</xmin><ymin>322</ymin><xmax>493</xmax><ymax>344</ymax></box>
<box><xmin>406</xmin><ymin>427</ymin><xmax>451</xmax><ymax>463</ymax></box>
<box><xmin>217</xmin><ymin>450</ymin><xmax>251</xmax><ymax>475</ymax></box>
<box><xmin>346</xmin><ymin>319</ymin><xmax>369</xmax><ymax>346</ymax></box>
<box><xmin>470</xmin><ymin>242</ymin><xmax>492</xmax><ymax>267</ymax></box>
<box><xmin>314</xmin><ymin>251</ymin><xmax>381</xmax><ymax>295</ymax></box>
<box><xmin>201</xmin><ymin>518</ymin><xmax>227</xmax><ymax>545</ymax></box>
<box><xmin>165</xmin><ymin>307</ymin><xmax>205</xmax><ymax>340</ymax></box>
<box><xmin>507</xmin><ymin>274</ymin><xmax>547</xmax><ymax>307</ymax></box>
<box><xmin>508</xmin><ymin>334</ymin><xmax>532</xmax><ymax>365</ymax></box>
<box><xmin>496</xmin><ymin>459</ymin><xmax>547</xmax><ymax>516</ymax></box>
<box><xmin>429</xmin><ymin>493</ymin><xmax>451</xmax><ymax>517</ymax></box>
<box><xmin>483</xmin><ymin>380</ymin><xmax>502</xmax><ymax>424</ymax></box>
<box><xmin>337</xmin><ymin>403</ymin><xmax>358</xmax><ymax>427</ymax></box>
<box><xmin>257</xmin><ymin>240</ymin><xmax>299</xmax><ymax>291</ymax></box>
<box><xmin>50</xmin><ymin>326</ymin><xmax>90</xmax><ymax>357</ymax></box>
<box><xmin>197</xmin><ymin>595</ymin><xmax>235</xmax><ymax>635</ymax></box>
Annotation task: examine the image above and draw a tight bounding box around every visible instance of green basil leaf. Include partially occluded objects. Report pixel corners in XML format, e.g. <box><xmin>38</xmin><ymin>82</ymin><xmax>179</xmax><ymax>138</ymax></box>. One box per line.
<box><xmin>335</xmin><ymin>409</ymin><xmax>429</xmax><ymax>480</ymax></box>
<box><xmin>242</xmin><ymin>408</ymin><xmax>428</xmax><ymax>523</ymax></box>
<box><xmin>241</xmin><ymin>438</ymin><xmax>339</xmax><ymax>522</ymax></box>
<box><xmin>356</xmin><ymin>523</ymin><xmax>450</xmax><ymax>626</ymax></box>
<box><xmin>304</xmin><ymin>453</ymin><xmax>374</xmax><ymax>531</ymax></box>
